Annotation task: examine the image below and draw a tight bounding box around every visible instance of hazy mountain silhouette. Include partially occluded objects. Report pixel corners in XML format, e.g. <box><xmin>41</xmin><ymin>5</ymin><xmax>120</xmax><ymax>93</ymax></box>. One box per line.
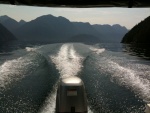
<box><xmin>19</xmin><ymin>20</ymin><xmax>26</xmax><ymax>25</ymax></box>
<box><xmin>73</xmin><ymin>22</ymin><xmax>104</xmax><ymax>38</ymax></box>
<box><xmin>68</xmin><ymin>34</ymin><xmax>101</xmax><ymax>43</ymax></box>
<box><xmin>93</xmin><ymin>24</ymin><xmax>128</xmax><ymax>42</ymax></box>
<box><xmin>0</xmin><ymin>15</ymin><xmax>20</xmax><ymax>33</ymax></box>
<box><xmin>122</xmin><ymin>16</ymin><xmax>150</xmax><ymax>43</ymax></box>
<box><xmin>15</xmin><ymin>15</ymin><xmax>79</xmax><ymax>42</ymax></box>
<box><xmin>0</xmin><ymin>23</ymin><xmax>16</xmax><ymax>42</ymax></box>
<box><xmin>0</xmin><ymin>15</ymin><xmax>128</xmax><ymax>43</ymax></box>
<box><xmin>0</xmin><ymin>15</ymin><xmax>9</xmax><ymax>22</ymax></box>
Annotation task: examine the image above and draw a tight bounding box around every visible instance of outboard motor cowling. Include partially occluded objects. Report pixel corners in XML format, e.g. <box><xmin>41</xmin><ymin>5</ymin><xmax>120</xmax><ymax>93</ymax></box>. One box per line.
<box><xmin>56</xmin><ymin>76</ymin><xmax>87</xmax><ymax>113</ymax></box>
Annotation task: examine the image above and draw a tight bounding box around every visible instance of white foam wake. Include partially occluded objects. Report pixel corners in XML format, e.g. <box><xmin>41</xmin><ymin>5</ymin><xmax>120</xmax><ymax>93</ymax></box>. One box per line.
<box><xmin>110</xmin><ymin>61</ymin><xmax>150</xmax><ymax>102</ymax></box>
<box><xmin>39</xmin><ymin>84</ymin><xmax>57</xmax><ymax>113</ymax></box>
<box><xmin>97</xmin><ymin>58</ymin><xmax>150</xmax><ymax>102</ymax></box>
<box><xmin>51</xmin><ymin>44</ymin><xmax>83</xmax><ymax>78</ymax></box>
<box><xmin>39</xmin><ymin>44</ymin><xmax>85</xmax><ymax>113</ymax></box>
<box><xmin>89</xmin><ymin>47</ymin><xmax>105</xmax><ymax>54</ymax></box>
<box><xmin>25</xmin><ymin>46</ymin><xmax>42</xmax><ymax>52</ymax></box>
<box><xmin>0</xmin><ymin>53</ymin><xmax>41</xmax><ymax>89</ymax></box>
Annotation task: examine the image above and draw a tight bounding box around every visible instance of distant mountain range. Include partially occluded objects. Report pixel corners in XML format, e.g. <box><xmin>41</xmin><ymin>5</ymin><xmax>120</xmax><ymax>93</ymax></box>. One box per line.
<box><xmin>0</xmin><ymin>14</ymin><xmax>128</xmax><ymax>43</ymax></box>
<box><xmin>0</xmin><ymin>23</ymin><xmax>16</xmax><ymax>42</ymax></box>
<box><xmin>0</xmin><ymin>15</ymin><xmax>26</xmax><ymax>34</ymax></box>
<box><xmin>93</xmin><ymin>24</ymin><xmax>128</xmax><ymax>42</ymax></box>
<box><xmin>122</xmin><ymin>16</ymin><xmax>150</xmax><ymax>44</ymax></box>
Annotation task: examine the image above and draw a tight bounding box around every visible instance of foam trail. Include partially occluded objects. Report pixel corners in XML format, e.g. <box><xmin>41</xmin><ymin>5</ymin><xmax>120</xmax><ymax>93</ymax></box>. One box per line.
<box><xmin>97</xmin><ymin>58</ymin><xmax>150</xmax><ymax>102</ymax></box>
<box><xmin>110</xmin><ymin>61</ymin><xmax>150</xmax><ymax>102</ymax></box>
<box><xmin>40</xmin><ymin>44</ymin><xmax>85</xmax><ymax>113</ymax></box>
<box><xmin>51</xmin><ymin>44</ymin><xmax>83</xmax><ymax>78</ymax></box>
<box><xmin>88</xmin><ymin>106</ymin><xmax>93</xmax><ymax>113</ymax></box>
<box><xmin>25</xmin><ymin>46</ymin><xmax>42</xmax><ymax>52</ymax></box>
<box><xmin>0</xmin><ymin>53</ymin><xmax>42</xmax><ymax>89</ymax></box>
<box><xmin>39</xmin><ymin>83</ymin><xmax>57</xmax><ymax>113</ymax></box>
<box><xmin>89</xmin><ymin>46</ymin><xmax>105</xmax><ymax>54</ymax></box>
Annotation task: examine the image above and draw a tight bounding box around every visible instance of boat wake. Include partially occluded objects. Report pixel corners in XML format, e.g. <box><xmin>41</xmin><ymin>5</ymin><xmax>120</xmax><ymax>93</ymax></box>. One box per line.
<box><xmin>0</xmin><ymin>43</ymin><xmax>150</xmax><ymax>113</ymax></box>
<box><xmin>39</xmin><ymin>44</ymin><xmax>85</xmax><ymax>113</ymax></box>
<box><xmin>92</xmin><ymin>51</ymin><xmax>150</xmax><ymax>103</ymax></box>
<box><xmin>0</xmin><ymin>52</ymin><xmax>47</xmax><ymax>89</ymax></box>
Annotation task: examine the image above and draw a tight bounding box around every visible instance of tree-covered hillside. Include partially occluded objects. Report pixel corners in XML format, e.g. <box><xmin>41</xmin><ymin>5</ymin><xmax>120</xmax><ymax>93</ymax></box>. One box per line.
<box><xmin>122</xmin><ymin>16</ymin><xmax>150</xmax><ymax>43</ymax></box>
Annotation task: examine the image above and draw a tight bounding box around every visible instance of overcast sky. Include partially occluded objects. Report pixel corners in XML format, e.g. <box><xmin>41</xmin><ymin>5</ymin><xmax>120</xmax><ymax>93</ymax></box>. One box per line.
<box><xmin>0</xmin><ymin>4</ymin><xmax>150</xmax><ymax>29</ymax></box>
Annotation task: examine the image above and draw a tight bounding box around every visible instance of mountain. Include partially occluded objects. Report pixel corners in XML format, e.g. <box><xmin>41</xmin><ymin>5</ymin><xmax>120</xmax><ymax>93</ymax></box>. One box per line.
<box><xmin>15</xmin><ymin>15</ymin><xmax>79</xmax><ymax>42</ymax></box>
<box><xmin>121</xmin><ymin>16</ymin><xmax>150</xmax><ymax>43</ymax></box>
<box><xmin>0</xmin><ymin>15</ymin><xmax>20</xmax><ymax>33</ymax></box>
<box><xmin>68</xmin><ymin>34</ymin><xmax>101</xmax><ymax>43</ymax></box>
<box><xmin>19</xmin><ymin>20</ymin><xmax>26</xmax><ymax>25</ymax></box>
<box><xmin>93</xmin><ymin>24</ymin><xmax>128</xmax><ymax>42</ymax></box>
<box><xmin>0</xmin><ymin>23</ymin><xmax>16</xmax><ymax>42</ymax></box>
<box><xmin>73</xmin><ymin>22</ymin><xmax>104</xmax><ymax>38</ymax></box>
<box><xmin>14</xmin><ymin>14</ymin><xmax>127</xmax><ymax>43</ymax></box>
<box><xmin>1</xmin><ymin>15</ymin><xmax>128</xmax><ymax>43</ymax></box>
<box><xmin>0</xmin><ymin>15</ymin><xmax>9</xmax><ymax>22</ymax></box>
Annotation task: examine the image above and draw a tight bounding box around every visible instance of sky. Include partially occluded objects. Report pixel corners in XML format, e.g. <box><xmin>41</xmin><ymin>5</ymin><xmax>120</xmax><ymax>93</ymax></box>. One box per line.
<box><xmin>0</xmin><ymin>4</ymin><xmax>150</xmax><ymax>29</ymax></box>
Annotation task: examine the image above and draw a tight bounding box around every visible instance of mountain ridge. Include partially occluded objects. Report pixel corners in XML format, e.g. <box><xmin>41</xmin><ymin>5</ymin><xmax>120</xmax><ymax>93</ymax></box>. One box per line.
<box><xmin>0</xmin><ymin>15</ymin><xmax>20</xmax><ymax>33</ymax></box>
<box><xmin>121</xmin><ymin>16</ymin><xmax>150</xmax><ymax>44</ymax></box>
<box><xmin>93</xmin><ymin>24</ymin><xmax>128</xmax><ymax>42</ymax></box>
<box><xmin>0</xmin><ymin>14</ymin><xmax>128</xmax><ymax>43</ymax></box>
<box><xmin>0</xmin><ymin>23</ymin><xmax>16</xmax><ymax>42</ymax></box>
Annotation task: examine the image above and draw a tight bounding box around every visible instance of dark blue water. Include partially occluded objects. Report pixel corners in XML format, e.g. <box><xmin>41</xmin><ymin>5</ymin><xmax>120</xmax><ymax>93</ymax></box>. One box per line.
<box><xmin>0</xmin><ymin>43</ymin><xmax>150</xmax><ymax>113</ymax></box>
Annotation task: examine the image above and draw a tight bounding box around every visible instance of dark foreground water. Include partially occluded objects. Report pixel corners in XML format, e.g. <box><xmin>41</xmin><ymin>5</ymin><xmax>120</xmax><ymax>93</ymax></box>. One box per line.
<box><xmin>0</xmin><ymin>43</ymin><xmax>150</xmax><ymax>113</ymax></box>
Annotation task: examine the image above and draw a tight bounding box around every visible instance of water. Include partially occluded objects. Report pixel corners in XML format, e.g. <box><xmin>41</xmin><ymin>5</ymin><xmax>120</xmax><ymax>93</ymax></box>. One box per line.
<box><xmin>0</xmin><ymin>43</ymin><xmax>150</xmax><ymax>113</ymax></box>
